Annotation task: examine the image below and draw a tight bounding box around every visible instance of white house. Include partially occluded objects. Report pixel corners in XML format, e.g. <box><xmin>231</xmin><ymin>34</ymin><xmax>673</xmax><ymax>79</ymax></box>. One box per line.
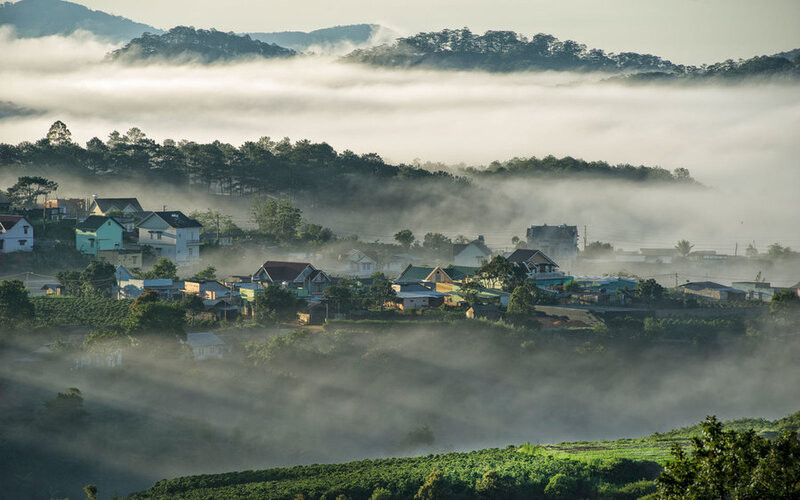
<box><xmin>453</xmin><ymin>236</ymin><xmax>492</xmax><ymax>267</ymax></box>
<box><xmin>136</xmin><ymin>211</ymin><xmax>202</xmax><ymax>264</ymax></box>
<box><xmin>341</xmin><ymin>249</ymin><xmax>377</xmax><ymax>277</ymax></box>
<box><xmin>185</xmin><ymin>332</ymin><xmax>230</xmax><ymax>360</ymax></box>
<box><xmin>0</xmin><ymin>215</ymin><xmax>33</xmax><ymax>253</ymax></box>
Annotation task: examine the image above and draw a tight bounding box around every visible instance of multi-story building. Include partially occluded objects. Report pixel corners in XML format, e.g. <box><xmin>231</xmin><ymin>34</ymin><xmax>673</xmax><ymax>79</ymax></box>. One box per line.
<box><xmin>136</xmin><ymin>211</ymin><xmax>202</xmax><ymax>264</ymax></box>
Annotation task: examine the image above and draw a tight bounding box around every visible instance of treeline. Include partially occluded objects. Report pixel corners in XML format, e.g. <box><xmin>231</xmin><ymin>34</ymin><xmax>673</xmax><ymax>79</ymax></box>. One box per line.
<box><xmin>623</xmin><ymin>54</ymin><xmax>800</xmax><ymax>82</ymax></box>
<box><xmin>0</xmin><ymin>122</ymin><xmax>462</xmax><ymax>201</ymax></box>
<box><xmin>345</xmin><ymin>28</ymin><xmax>676</xmax><ymax>72</ymax></box>
<box><xmin>345</xmin><ymin>28</ymin><xmax>800</xmax><ymax>80</ymax></box>
<box><xmin>110</xmin><ymin>26</ymin><xmax>296</xmax><ymax>63</ymax></box>
<box><xmin>466</xmin><ymin>155</ymin><xmax>696</xmax><ymax>183</ymax></box>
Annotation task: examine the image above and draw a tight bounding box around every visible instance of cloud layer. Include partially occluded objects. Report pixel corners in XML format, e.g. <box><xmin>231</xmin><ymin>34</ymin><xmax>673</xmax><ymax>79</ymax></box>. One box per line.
<box><xmin>1</xmin><ymin>31</ymin><xmax>799</xmax><ymax>257</ymax></box>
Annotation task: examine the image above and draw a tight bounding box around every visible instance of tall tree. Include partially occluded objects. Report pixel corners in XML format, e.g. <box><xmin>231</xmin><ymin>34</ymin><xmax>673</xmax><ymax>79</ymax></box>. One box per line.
<box><xmin>46</xmin><ymin>120</ymin><xmax>72</xmax><ymax>146</ymax></box>
<box><xmin>6</xmin><ymin>176</ymin><xmax>58</xmax><ymax>207</ymax></box>
<box><xmin>394</xmin><ymin>229</ymin><xmax>415</xmax><ymax>248</ymax></box>
<box><xmin>675</xmin><ymin>239</ymin><xmax>694</xmax><ymax>257</ymax></box>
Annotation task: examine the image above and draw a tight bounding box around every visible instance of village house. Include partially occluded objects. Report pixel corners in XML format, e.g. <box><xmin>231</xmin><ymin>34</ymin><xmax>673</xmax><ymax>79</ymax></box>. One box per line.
<box><xmin>44</xmin><ymin>198</ymin><xmax>86</xmax><ymax>220</ymax></box>
<box><xmin>395</xmin><ymin>264</ymin><xmax>478</xmax><ymax>285</ymax></box>
<box><xmin>97</xmin><ymin>249</ymin><xmax>142</xmax><ymax>268</ymax></box>
<box><xmin>390</xmin><ymin>283</ymin><xmax>448</xmax><ymax>310</ymax></box>
<box><xmin>136</xmin><ymin>211</ymin><xmax>202</xmax><ymax>264</ymax></box>
<box><xmin>75</xmin><ymin>215</ymin><xmax>124</xmax><ymax>256</ymax></box>
<box><xmin>341</xmin><ymin>249</ymin><xmax>378</xmax><ymax>277</ymax></box>
<box><xmin>526</xmin><ymin>224</ymin><xmax>578</xmax><ymax>267</ymax></box>
<box><xmin>116</xmin><ymin>266</ymin><xmax>184</xmax><ymax>299</ymax></box>
<box><xmin>88</xmin><ymin>197</ymin><xmax>144</xmax><ymax>231</ymax></box>
<box><xmin>252</xmin><ymin>261</ymin><xmax>331</xmax><ymax>297</ymax></box>
<box><xmin>506</xmin><ymin>249</ymin><xmax>568</xmax><ymax>286</ymax></box>
<box><xmin>452</xmin><ymin>236</ymin><xmax>492</xmax><ymax>267</ymax></box>
<box><xmin>679</xmin><ymin>281</ymin><xmax>746</xmax><ymax>302</ymax></box>
<box><xmin>185</xmin><ymin>332</ymin><xmax>230</xmax><ymax>360</ymax></box>
<box><xmin>730</xmin><ymin>281</ymin><xmax>787</xmax><ymax>302</ymax></box>
<box><xmin>0</xmin><ymin>215</ymin><xmax>33</xmax><ymax>253</ymax></box>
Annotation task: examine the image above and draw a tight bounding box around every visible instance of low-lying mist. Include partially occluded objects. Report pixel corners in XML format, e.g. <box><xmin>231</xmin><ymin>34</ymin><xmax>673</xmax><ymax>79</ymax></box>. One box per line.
<box><xmin>1</xmin><ymin>323</ymin><xmax>799</xmax><ymax>498</ymax></box>
<box><xmin>1</xmin><ymin>30</ymin><xmax>798</xmax><ymax>254</ymax></box>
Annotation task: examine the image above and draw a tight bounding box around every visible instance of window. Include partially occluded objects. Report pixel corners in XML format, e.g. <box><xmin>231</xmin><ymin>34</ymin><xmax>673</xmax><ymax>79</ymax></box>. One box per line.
<box><xmin>19</xmin><ymin>239</ymin><xmax>27</xmax><ymax>246</ymax></box>
<box><xmin>89</xmin><ymin>238</ymin><xmax>95</xmax><ymax>248</ymax></box>
<box><xmin>23</xmin><ymin>225</ymin><xmax>29</xmax><ymax>234</ymax></box>
<box><xmin>157</xmin><ymin>232</ymin><xmax>162</xmax><ymax>240</ymax></box>
<box><xmin>0</xmin><ymin>240</ymin><xmax>4</xmax><ymax>250</ymax></box>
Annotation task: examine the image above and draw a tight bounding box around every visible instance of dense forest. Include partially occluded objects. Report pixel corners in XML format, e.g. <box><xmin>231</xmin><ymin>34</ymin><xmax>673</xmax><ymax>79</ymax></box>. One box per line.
<box><xmin>344</xmin><ymin>28</ymin><xmax>800</xmax><ymax>79</ymax></box>
<box><xmin>109</xmin><ymin>26</ymin><xmax>296</xmax><ymax>63</ymax></box>
<box><xmin>344</xmin><ymin>28</ymin><xmax>676</xmax><ymax>72</ymax></box>
<box><xmin>622</xmin><ymin>54</ymin><xmax>800</xmax><ymax>82</ymax></box>
<box><xmin>0</xmin><ymin>122</ymin><xmax>697</xmax><ymax>206</ymax></box>
<box><xmin>466</xmin><ymin>156</ymin><xmax>696</xmax><ymax>183</ymax></box>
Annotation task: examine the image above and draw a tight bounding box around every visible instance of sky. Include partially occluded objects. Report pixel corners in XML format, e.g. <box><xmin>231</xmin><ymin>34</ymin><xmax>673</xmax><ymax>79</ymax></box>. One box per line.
<box><xmin>67</xmin><ymin>0</ymin><xmax>800</xmax><ymax>65</ymax></box>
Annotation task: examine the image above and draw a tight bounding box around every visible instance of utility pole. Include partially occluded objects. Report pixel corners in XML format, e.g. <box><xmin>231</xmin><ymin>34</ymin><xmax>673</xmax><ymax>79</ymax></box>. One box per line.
<box><xmin>675</xmin><ymin>273</ymin><xmax>678</xmax><ymax>289</ymax></box>
<box><xmin>583</xmin><ymin>225</ymin><xmax>587</xmax><ymax>250</ymax></box>
<box><xmin>215</xmin><ymin>214</ymin><xmax>220</xmax><ymax>245</ymax></box>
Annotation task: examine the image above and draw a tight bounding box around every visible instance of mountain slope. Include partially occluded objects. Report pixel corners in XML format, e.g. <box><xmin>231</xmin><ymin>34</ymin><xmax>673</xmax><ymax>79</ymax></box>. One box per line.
<box><xmin>344</xmin><ymin>28</ymin><xmax>677</xmax><ymax>73</ymax></box>
<box><xmin>0</xmin><ymin>0</ymin><xmax>161</xmax><ymax>42</ymax></box>
<box><xmin>128</xmin><ymin>411</ymin><xmax>799</xmax><ymax>500</ymax></box>
<box><xmin>109</xmin><ymin>26</ymin><xmax>295</xmax><ymax>63</ymax></box>
<box><xmin>249</xmin><ymin>24</ymin><xmax>391</xmax><ymax>52</ymax></box>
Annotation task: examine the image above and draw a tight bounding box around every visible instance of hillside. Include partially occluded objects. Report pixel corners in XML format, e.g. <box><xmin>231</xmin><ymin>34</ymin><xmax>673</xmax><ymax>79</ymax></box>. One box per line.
<box><xmin>129</xmin><ymin>411</ymin><xmax>799</xmax><ymax>499</ymax></box>
<box><xmin>621</xmin><ymin>53</ymin><xmax>800</xmax><ymax>82</ymax></box>
<box><xmin>0</xmin><ymin>0</ymin><xmax>161</xmax><ymax>42</ymax></box>
<box><xmin>109</xmin><ymin>26</ymin><xmax>296</xmax><ymax>63</ymax></box>
<box><xmin>249</xmin><ymin>24</ymin><xmax>390</xmax><ymax>52</ymax></box>
<box><xmin>343</xmin><ymin>28</ymin><xmax>677</xmax><ymax>73</ymax></box>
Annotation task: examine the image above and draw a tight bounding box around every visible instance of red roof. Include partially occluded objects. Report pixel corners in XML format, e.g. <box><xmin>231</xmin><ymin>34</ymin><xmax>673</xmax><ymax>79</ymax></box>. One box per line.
<box><xmin>0</xmin><ymin>215</ymin><xmax>24</xmax><ymax>231</ymax></box>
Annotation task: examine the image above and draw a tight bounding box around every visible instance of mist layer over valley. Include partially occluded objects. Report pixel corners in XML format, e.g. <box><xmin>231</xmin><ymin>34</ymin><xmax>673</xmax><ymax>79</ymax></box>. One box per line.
<box><xmin>2</xmin><ymin>323</ymin><xmax>799</xmax><ymax>499</ymax></box>
<box><xmin>2</xmin><ymin>30</ymin><xmax>799</xmax><ymax>258</ymax></box>
<box><xmin>2</xmin><ymin>26</ymin><xmax>800</xmax><ymax>499</ymax></box>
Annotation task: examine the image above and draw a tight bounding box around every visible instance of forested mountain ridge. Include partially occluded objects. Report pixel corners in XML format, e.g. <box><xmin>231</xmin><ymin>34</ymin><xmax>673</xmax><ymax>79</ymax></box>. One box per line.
<box><xmin>0</xmin><ymin>0</ymin><xmax>161</xmax><ymax>42</ymax></box>
<box><xmin>466</xmin><ymin>155</ymin><xmax>697</xmax><ymax>184</ymax></box>
<box><xmin>109</xmin><ymin>26</ymin><xmax>296</xmax><ymax>63</ymax></box>
<box><xmin>621</xmin><ymin>53</ymin><xmax>800</xmax><ymax>82</ymax></box>
<box><xmin>0</xmin><ymin>123</ymin><xmax>698</xmax><ymax>204</ymax></box>
<box><xmin>344</xmin><ymin>27</ymin><xmax>800</xmax><ymax>80</ymax></box>
<box><xmin>343</xmin><ymin>28</ymin><xmax>678</xmax><ymax>72</ymax></box>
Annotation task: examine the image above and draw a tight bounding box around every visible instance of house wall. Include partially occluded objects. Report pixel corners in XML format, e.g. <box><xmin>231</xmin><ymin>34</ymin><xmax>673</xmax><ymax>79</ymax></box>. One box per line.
<box><xmin>0</xmin><ymin>217</ymin><xmax>33</xmax><ymax>253</ymax></box>
<box><xmin>192</xmin><ymin>345</ymin><xmax>225</xmax><ymax>360</ymax></box>
<box><xmin>97</xmin><ymin>250</ymin><xmax>142</xmax><ymax>268</ymax></box>
<box><xmin>138</xmin><ymin>218</ymin><xmax>200</xmax><ymax>263</ymax></box>
<box><xmin>76</xmin><ymin>220</ymin><xmax>123</xmax><ymax>256</ymax></box>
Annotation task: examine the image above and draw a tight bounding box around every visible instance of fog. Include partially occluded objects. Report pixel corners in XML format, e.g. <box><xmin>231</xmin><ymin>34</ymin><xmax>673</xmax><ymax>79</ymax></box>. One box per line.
<box><xmin>2</xmin><ymin>325</ymin><xmax>799</xmax><ymax>498</ymax></box>
<box><xmin>1</xmin><ymin>31</ymin><xmax>798</xmax><ymax>257</ymax></box>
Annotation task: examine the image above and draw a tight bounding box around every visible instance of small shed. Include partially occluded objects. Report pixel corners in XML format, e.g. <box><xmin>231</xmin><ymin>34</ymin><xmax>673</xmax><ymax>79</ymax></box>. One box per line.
<box><xmin>466</xmin><ymin>304</ymin><xmax>504</xmax><ymax>321</ymax></box>
<box><xmin>185</xmin><ymin>332</ymin><xmax>230</xmax><ymax>360</ymax></box>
